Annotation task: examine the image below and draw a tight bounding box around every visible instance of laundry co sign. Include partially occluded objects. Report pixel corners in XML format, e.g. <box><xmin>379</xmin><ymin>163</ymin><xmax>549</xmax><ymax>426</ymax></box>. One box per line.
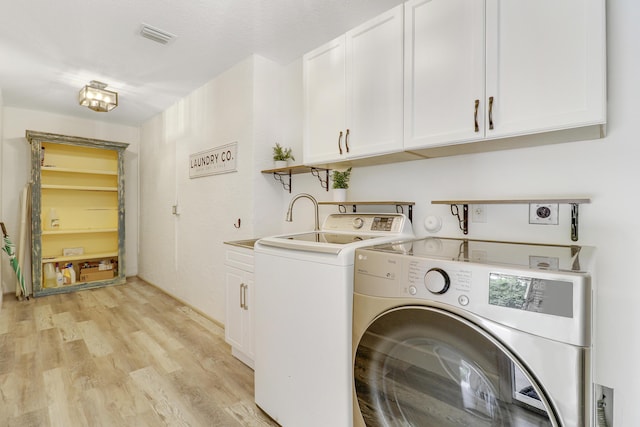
<box><xmin>189</xmin><ymin>142</ymin><xmax>238</xmax><ymax>178</ymax></box>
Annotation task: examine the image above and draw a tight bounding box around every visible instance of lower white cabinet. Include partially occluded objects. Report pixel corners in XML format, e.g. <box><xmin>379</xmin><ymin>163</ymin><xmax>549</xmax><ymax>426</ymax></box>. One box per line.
<box><xmin>224</xmin><ymin>244</ymin><xmax>255</xmax><ymax>369</ymax></box>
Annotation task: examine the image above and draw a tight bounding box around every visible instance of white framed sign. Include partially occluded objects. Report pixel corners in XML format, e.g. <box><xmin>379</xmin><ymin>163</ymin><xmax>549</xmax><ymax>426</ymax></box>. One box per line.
<box><xmin>189</xmin><ymin>142</ymin><xmax>238</xmax><ymax>178</ymax></box>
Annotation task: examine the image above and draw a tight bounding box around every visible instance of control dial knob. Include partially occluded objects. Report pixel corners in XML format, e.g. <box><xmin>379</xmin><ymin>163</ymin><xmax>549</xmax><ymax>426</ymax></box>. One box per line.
<box><xmin>352</xmin><ymin>217</ymin><xmax>364</xmax><ymax>229</ymax></box>
<box><xmin>424</xmin><ymin>268</ymin><xmax>450</xmax><ymax>294</ymax></box>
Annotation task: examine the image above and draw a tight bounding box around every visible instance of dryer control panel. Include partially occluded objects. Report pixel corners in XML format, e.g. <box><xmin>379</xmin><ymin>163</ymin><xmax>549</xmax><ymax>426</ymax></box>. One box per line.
<box><xmin>488</xmin><ymin>272</ymin><xmax>574</xmax><ymax>318</ymax></box>
<box><xmin>354</xmin><ymin>245</ymin><xmax>592</xmax><ymax>347</ymax></box>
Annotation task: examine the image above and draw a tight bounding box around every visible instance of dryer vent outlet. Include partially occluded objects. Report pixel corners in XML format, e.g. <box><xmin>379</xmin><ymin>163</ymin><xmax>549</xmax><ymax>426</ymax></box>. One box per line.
<box><xmin>594</xmin><ymin>384</ymin><xmax>613</xmax><ymax>427</ymax></box>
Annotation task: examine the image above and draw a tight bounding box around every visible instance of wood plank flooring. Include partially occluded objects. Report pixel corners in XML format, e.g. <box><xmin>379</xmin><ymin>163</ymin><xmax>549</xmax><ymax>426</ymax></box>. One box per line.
<box><xmin>0</xmin><ymin>277</ymin><xmax>279</xmax><ymax>426</ymax></box>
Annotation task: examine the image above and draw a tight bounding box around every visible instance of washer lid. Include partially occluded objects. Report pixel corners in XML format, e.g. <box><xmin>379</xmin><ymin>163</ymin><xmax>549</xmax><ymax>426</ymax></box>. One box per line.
<box><xmin>258</xmin><ymin>232</ymin><xmax>381</xmax><ymax>254</ymax></box>
<box><xmin>257</xmin><ymin>213</ymin><xmax>415</xmax><ymax>255</ymax></box>
<box><xmin>258</xmin><ymin>232</ymin><xmax>403</xmax><ymax>254</ymax></box>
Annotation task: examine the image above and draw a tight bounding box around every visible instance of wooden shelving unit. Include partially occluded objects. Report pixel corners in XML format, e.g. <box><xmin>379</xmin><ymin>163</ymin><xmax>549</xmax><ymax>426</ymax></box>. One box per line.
<box><xmin>26</xmin><ymin>130</ymin><xmax>129</xmax><ymax>297</ymax></box>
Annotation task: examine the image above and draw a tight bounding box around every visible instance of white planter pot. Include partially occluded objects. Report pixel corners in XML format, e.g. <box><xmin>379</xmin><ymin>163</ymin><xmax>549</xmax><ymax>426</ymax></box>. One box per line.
<box><xmin>274</xmin><ymin>160</ymin><xmax>288</xmax><ymax>169</ymax></box>
<box><xmin>333</xmin><ymin>188</ymin><xmax>347</xmax><ymax>202</ymax></box>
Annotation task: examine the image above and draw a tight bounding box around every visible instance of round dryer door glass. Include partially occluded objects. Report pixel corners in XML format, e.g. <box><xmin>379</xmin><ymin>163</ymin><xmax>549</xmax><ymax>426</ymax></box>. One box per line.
<box><xmin>354</xmin><ymin>307</ymin><xmax>558</xmax><ymax>426</ymax></box>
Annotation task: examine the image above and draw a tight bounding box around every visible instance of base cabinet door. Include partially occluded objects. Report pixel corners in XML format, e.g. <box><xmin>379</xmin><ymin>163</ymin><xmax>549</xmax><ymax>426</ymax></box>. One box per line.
<box><xmin>225</xmin><ymin>267</ymin><xmax>254</xmax><ymax>368</ymax></box>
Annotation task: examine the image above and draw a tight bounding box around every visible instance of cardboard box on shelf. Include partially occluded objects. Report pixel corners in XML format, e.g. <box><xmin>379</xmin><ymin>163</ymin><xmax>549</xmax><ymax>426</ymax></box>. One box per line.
<box><xmin>79</xmin><ymin>263</ymin><xmax>115</xmax><ymax>282</ymax></box>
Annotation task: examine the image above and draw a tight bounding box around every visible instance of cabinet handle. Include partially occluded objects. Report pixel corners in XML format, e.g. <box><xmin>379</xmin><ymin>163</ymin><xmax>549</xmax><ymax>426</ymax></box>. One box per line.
<box><xmin>345</xmin><ymin>129</ymin><xmax>350</xmax><ymax>153</ymax></box>
<box><xmin>338</xmin><ymin>131</ymin><xmax>344</xmax><ymax>155</ymax></box>
<box><xmin>240</xmin><ymin>283</ymin><xmax>245</xmax><ymax>309</ymax></box>
<box><xmin>474</xmin><ymin>99</ymin><xmax>480</xmax><ymax>132</ymax></box>
<box><xmin>242</xmin><ymin>284</ymin><xmax>248</xmax><ymax>310</ymax></box>
<box><xmin>488</xmin><ymin>96</ymin><xmax>494</xmax><ymax>130</ymax></box>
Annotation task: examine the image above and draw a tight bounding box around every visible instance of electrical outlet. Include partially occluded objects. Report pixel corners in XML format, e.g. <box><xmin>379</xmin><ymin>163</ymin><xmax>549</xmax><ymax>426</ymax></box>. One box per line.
<box><xmin>529</xmin><ymin>203</ymin><xmax>558</xmax><ymax>225</ymax></box>
<box><xmin>471</xmin><ymin>204</ymin><xmax>487</xmax><ymax>223</ymax></box>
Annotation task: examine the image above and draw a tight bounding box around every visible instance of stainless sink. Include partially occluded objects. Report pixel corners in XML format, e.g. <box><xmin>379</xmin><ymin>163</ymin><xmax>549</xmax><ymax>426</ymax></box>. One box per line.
<box><xmin>224</xmin><ymin>238</ymin><xmax>260</xmax><ymax>250</ymax></box>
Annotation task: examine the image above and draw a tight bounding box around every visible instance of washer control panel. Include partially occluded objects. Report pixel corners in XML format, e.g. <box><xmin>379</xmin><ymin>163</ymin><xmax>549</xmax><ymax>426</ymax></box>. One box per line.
<box><xmin>322</xmin><ymin>213</ymin><xmax>408</xmax><ymax>234</ymax></box>
<box><xmin>352</xmin><ymin>217</ymin><xmax>364</xmax><ymax>229</ymax></box>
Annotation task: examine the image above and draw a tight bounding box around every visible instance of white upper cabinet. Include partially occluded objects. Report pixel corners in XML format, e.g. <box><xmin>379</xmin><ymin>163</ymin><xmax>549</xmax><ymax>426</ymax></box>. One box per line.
<box><xmin>303</xmin><ymin>37</ymin><xmax>346</xmax><ymax>164</ymax></box>
<box><xmin>303</xmin><ymin>4</ymin><xmax>404</xmax><ymax>165</ymax></box>
<box><xmin>404</xmin><ymin>0</ymin><xmax>485</xmax><ymax>148</ymax></box>
<box><xmin>485</xmin><ymin>0</ymin><xmax>606</xmax><ymax>138</ymax></box>
<box><xmin>404</xmin><ymin>0</ymin><xmax>606</xmax><ymax>150</ymax></box>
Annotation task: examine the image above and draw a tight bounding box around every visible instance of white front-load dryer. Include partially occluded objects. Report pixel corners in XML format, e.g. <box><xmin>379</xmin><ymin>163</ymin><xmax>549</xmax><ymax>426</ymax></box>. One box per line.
<box><xmin>352</xmin><ymin>238</ymin><xmax>594</xmax><ymax>427</ymax></box>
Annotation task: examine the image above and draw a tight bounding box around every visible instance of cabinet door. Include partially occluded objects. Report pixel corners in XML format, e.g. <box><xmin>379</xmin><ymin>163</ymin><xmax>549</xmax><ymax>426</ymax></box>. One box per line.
<box><xmin>303</xmin><ymin>4</ymin><xmax>404</xmax><ymax>165</ymax></box>
<box><xmin>346</xmin><ymin>4</ymin><xmax>404</xmax><ymax>159</ymax></box>
<box><xmin>485</xmin><ymin>0</ymin><xmax>606</xmax><ymax>138</ymax></box>
<box><xmin>303</xmin><ymin>36</ymin><xmax>347</xmax><ymax>164</ymax></box>
<box><xmin>225</xmin><ymin>268</ymin><xmax>254</xmax><ymax>359</ymax></box>
<box><xmin>225</xmin><ymin>268</ymin><xmax>245</xmax><ymax>351</ymax></box>
<box><xmin>404</xmin><ymin>0</ymin><xmax>485</xmax><ymax>149</ymax></box>
<box><xmin>242</xmin><ymin>272</ymin><xmax>254</xmax><ymax>359</ymax></box>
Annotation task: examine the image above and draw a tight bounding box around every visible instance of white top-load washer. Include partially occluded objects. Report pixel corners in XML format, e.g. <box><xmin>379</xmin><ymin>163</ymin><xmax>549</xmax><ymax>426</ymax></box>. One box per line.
<box><xmin>254</xmin><ymin>213</ymin><xmax>415</xmax><ymax>427</ymax></box>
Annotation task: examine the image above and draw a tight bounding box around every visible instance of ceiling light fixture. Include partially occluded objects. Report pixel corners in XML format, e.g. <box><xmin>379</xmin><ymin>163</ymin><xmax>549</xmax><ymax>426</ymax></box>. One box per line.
<box><xmin>78</xmin><ymin>80</ymin><xmax>118</xmax><ymax>112</ymax></box>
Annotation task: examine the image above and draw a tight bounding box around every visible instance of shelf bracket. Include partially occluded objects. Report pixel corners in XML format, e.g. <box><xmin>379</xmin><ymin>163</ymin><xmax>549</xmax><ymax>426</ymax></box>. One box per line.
<box><xmin>570</xmin><ymin>203</ymin><xmax>579</xmax><ymax>242</ymax></box>
<box><xmin>449</xmin><ymin>204</ymin><xmax>469</xmax><ymax>235</ymax></box>
<box><xmin>335</xmin><ymin>204</ymin><xmax>357</xmax><ymax>213</ymax></box>
<box><xmin>310</xmin><ymin>168</ymin><xmax>329</xmax><ymax>191</ymax></box>
<box><xmin>272</xmin><ymin>171</ymin><xmax>292</xmax><ymax>193</ymax></box>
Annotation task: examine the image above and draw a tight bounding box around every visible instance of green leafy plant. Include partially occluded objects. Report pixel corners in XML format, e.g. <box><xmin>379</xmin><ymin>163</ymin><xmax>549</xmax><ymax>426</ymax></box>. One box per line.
<box><xmin>272</xmin><ymin>143</ymin><xmax>295</xmax><ymax>162</ymax></box>
<box><xmin>332</xmin><ymin>167</ymin><xmax>352</xmax><ymax>189</ymax></box>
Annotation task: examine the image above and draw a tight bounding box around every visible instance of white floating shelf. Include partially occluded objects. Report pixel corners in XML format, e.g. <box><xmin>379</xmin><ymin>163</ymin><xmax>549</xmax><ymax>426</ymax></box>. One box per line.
<box><xmin>432</xmin><ymin>198</ymin><xmax>591</xmax><ymax>241</ymax></box>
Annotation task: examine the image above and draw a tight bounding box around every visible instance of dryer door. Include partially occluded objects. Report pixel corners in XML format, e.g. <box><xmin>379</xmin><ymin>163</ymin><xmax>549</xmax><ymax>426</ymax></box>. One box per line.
<box><xmin>354</xmin><ymin>306</ymin><xmax>559</xmax><ymax>426</ymax></box>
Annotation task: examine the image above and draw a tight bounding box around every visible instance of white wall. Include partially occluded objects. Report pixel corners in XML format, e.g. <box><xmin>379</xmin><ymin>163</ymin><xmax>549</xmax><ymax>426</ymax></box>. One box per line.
<box><xmin>1</xmin><ymin>107</ymin><xmax>140</xmax><ymax>294</ymax></box>
<box><xmin>138</xmin><ymin>55</ymin><xmax>286</xmax><ymax>322</ymax></box>
<box><xmin>278</xmin><ymin>1</ymin><xmax>640</xmax><ymax>424</ymax></box>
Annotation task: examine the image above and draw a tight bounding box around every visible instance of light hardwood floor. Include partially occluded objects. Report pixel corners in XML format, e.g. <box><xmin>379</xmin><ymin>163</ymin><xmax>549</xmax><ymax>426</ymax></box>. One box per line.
<box><xmin>0</xmin><ymin>277</ymin><xmax>279</xmax><ymax>426</ymax></box>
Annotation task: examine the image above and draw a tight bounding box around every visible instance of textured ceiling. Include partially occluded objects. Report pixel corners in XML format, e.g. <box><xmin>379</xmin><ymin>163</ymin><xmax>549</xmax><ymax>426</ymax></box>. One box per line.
<box><xmin>0</xmin><ymin>0</ymin><xmax>403</xmax><ymax>126</ymax></box>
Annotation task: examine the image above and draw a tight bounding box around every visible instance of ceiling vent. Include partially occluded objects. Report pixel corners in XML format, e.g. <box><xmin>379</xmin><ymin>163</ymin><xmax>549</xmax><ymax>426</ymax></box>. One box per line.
<box><xmin>140</xmin><ymin>24</ymin><xmax>176</xmax><ymax>45</ymax></box>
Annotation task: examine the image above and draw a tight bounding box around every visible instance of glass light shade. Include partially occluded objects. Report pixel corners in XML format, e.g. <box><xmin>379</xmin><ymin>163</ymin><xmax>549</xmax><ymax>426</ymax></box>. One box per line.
<box><xmin>78</xmin><ymin>83</ymin><xmax>118</xmax><ymax>112</ymax></box>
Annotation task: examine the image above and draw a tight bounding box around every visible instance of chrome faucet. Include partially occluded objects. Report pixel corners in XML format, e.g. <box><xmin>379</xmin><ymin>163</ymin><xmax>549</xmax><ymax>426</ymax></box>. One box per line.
<box><xmin>286</xmin><ymin>193</ymin><xmax>319</xmax><ymax>231</ymax></box>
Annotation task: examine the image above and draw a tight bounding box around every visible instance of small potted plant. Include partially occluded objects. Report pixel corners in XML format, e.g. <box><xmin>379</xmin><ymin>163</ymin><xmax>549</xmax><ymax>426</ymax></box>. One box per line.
<box><xmin>331</xmin><ymin>167</ymin><xmax>352</xmax><ymax>202</ymax></box>
<box><xmin>272</xmin><ymin>143</ymin><xmax>295</xmax><ymax>168</ymax></box>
